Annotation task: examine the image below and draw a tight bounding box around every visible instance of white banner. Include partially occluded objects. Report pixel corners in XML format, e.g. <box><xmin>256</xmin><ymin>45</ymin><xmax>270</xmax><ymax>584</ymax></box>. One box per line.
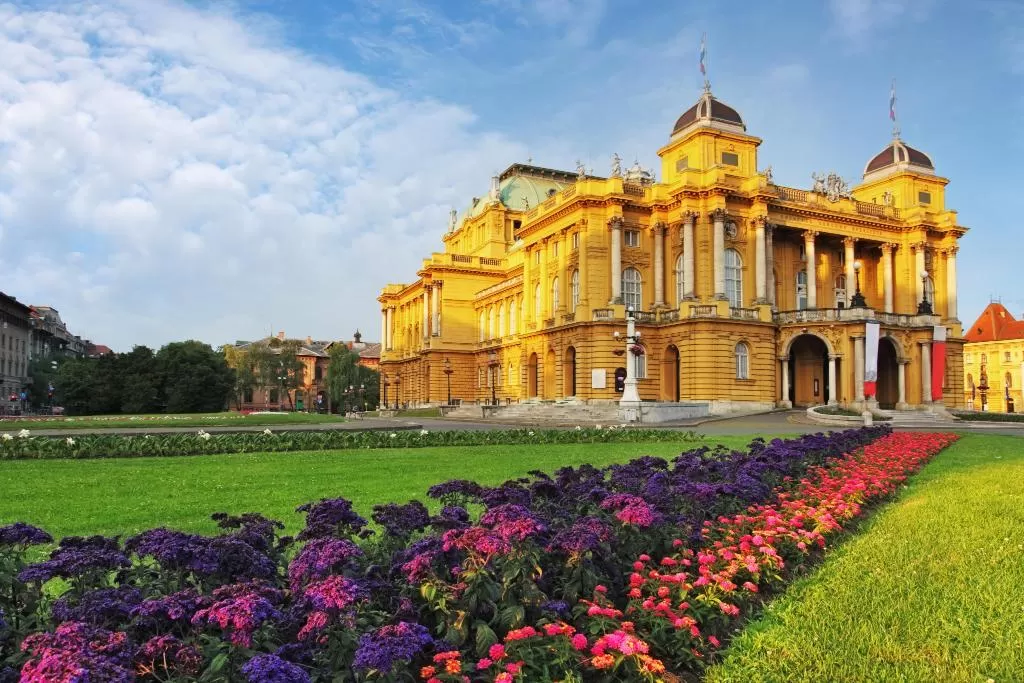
<box><xmin>864</xmin><ymin>322</ymin><xmax>880</xmax><ymax>394</ymax></box>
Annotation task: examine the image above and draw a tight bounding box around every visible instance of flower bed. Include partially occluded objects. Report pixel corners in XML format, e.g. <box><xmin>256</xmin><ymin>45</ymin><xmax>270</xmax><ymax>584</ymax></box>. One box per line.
<box><xmin>0</xmin><ymin>427</ymin><xmax>955</xmax><ymax>681</ymax></box>
<box><xmin>0</xmin><ymin>426</ymin><xmax>697</xmax><ymax>460</ymax></box>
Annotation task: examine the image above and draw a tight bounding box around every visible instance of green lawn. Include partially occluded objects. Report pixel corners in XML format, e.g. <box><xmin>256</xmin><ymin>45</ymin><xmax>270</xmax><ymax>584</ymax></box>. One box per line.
<box><xmin>0</xmin><ymin>412</ymin><xmax>344</xmax><ymax>431</ymax></box>
<box><xmin>0</xmin><ymin>438</ymin><xmax>751</xmax><ymax>539</ymax></box>
<box><xmin>706</xmin><ymin>433</ymin><xmax>1024</xmax><ymax>683</ymax></box>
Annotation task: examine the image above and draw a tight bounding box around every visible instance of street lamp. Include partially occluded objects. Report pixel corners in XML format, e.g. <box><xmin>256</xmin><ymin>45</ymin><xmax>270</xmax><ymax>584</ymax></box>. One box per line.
<box><xmin>443</xmin><ymin>358</ymin><xmax>453</xmax><ymax>405</ymax></box>
<box><xmin>917</xmin><ymin>270</ymin><xmax>933</xmax><ymax>315</ymax></box>
<box><xmin>978</xmin><ymin>365</ymin><xmax>990</xmax><ymax>412</ymax></box>
<box><xmin>382</xmin><ymin>374</ymin><xmax>389</xmax><ymax>409</ymax></box>
<box><xmin>620</xmin><ymin>306</ymin><xmax>642</xmax><ymax>409</ymax></box>
<box><xmin>487</xmin><ymin>351</ymin><xmax>499</xmax><ymax>406</ymax></box>
<box><xmin>394</xmin><ymin>372</ymin><xmax>401</xmax><ymax>410</ymax></box>
<box><xmin>850</xmin><ymin>260</ymin><xmax>867</xmax><ymax>308</ymax></box>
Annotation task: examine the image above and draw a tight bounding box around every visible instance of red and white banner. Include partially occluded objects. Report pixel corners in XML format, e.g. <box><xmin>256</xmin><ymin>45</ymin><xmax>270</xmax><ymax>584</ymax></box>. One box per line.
<box><xmin>931</xmin><ymin>325</ymin><xmax>946</xmax><ymax>402</ymax></box>
<box><xmin>864</xmin><ymin>322</ymin><xmax>880</xmax><ymax>398</ymax></box>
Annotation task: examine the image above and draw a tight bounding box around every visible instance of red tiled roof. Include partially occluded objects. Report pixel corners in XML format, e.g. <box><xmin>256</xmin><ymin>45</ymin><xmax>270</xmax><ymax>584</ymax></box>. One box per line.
<box><xmin>964</xmin><ymin>303</ymin><xmax>1024</xmax><ymax>342</ymax></box>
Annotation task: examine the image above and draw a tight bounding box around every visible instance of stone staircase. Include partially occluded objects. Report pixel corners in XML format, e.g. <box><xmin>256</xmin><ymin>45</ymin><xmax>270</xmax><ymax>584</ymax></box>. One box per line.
<box><xmin>444</xmin><ymin>400</ymin><xmax>621</xmax><ymax>424</ymax></box>
<box><xmin>875</xmin><ymin>408</ymin><xmax>957</xmax><ymax>428</ymax></box>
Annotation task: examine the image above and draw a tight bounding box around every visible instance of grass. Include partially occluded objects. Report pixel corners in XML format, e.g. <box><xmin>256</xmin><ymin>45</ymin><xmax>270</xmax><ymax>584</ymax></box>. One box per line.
<box><xmin>0</xmin><ymin>437</ymin><xmax>752</xmax><ymax>539</ymax></box>
<box><xmin>0</xmin><ymin>412</ymin><xmax>345</xmax><ymax>430</ymax></box>
<box><xmin>706</xmin><ymin>433</ymin><xmax>1024</xmax><ymax>683</ymax></box>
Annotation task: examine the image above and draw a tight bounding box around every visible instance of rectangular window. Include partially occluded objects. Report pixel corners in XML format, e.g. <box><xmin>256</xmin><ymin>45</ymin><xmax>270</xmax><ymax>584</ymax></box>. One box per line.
<box><xmin>721</xmin><ymin>152</ymin><xmax>739</xmax><ymax>166</ymax></box>
<box><xmin>552</xmin><ymin>242</ymin><xmax>558</xmax><ymax>258</ymax></box>
<box><xmin>1006</xmin><ymin>352</ymin><xmax>1012</xmax><ymax>362</ymax></box>
<box><xmin>675</xmin><ymin>156</ymin><xmax>689</xmax><ymax>172</ymax></box>
<box><xmin>624</xmin><ymin>230</ymin><xmax>640</xmax><ymax>247</ymax></box>
<box><xmin>513</xmin><ymin>220</ymin><xmax>521</xmax><ymax>232</ymax></box>
<box><xmin>918</xmin><ymin>191</ymin><xmax>931</xmax><ymax>205</ymax></box>
<box><xmin>571</xmin><ymin>233</ymin><xmax>579</xmax><ymax>251</ymax></box>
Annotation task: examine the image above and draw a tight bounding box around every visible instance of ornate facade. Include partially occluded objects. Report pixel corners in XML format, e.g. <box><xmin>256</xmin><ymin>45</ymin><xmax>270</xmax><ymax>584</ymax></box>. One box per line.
<box><xmin>962</xmin><ymin>303</ymin><xmax>1024</xmax><ymax>413</ymax></box>
<box><xmin>378</xmin><ymin>87</ymin><xmax>966</xmax><ymax>414</ymax></box>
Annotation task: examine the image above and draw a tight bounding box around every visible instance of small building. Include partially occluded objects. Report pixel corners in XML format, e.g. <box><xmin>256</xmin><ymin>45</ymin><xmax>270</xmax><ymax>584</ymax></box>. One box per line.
<box><xmin>1</xmin><ymin>292</ymin><xmax>32</xmax><ymax>412</ymax></box>
<box><xmin>962</xmin><ymin>303</ymin><xmax>1024</xmax><ymax>412</ymax></box>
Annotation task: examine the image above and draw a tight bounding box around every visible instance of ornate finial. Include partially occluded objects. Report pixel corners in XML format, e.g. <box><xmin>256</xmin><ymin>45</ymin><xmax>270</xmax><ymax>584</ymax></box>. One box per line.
<box><xmin>521</xmin><ymin>196</ymin><xmax>530</xmax><ymax>210</ymax></box>
<box><xmin>447</xmin><ymin>208</ymin><xmax>457</xmax><ymax>233</ymax></box>
<box><xmin>890</xmin><ymin>79</ymin><xmax>900</xmax><ymax>139</ymax></box>
<box><xmin>610</xmin><ymin>153</ymin><xmax>622</xmax><ymax>178</ymax></box>
<box><xmin>699</xmin><ymin>32</ymin><xmax>710</xmax><ymax>93</ymax></box>
<box><xmin>575</xmin><ymin>159</ymin><xmax>586</xmax><ymax>179</ymax></box>
<box><xmin>762</xmin><ymin>165</ymin><xmax>774</xmax><ymax>185</ymax></box>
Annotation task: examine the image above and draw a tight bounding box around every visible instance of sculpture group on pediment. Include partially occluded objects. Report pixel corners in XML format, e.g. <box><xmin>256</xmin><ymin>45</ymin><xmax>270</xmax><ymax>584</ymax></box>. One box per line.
<box><xmin>811</xmin><ymin>171</ymin><xmax>852</xmax><ymax>202</ymax></box>
<box><xmin>610</xmin><ymin>153</ymin><xmax>623</xmax><ymax>178</ymax></box>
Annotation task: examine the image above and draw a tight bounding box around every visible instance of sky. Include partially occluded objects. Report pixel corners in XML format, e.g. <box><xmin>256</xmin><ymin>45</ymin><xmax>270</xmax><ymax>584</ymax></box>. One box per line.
<box><xmin>0</xmin><ymin>0</ymin><xmax>1021</xmax><ymax>351</ymax></box>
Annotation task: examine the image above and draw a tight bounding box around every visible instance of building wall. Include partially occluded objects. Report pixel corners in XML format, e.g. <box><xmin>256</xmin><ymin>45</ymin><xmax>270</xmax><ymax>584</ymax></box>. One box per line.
<box><xmin>0</xmin><ymin>294</ymin><xmax>32</xmax><ymax>409</ymax></box>
<box><xmin>963</xmin><ymin>340</ymin><xmax>1024</xmax><ymax>412</ymax></box>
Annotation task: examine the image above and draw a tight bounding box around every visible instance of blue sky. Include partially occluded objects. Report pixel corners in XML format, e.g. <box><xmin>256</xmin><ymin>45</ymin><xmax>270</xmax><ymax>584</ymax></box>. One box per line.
<box><xmin>0</xmin><ymin>0</ymin><xmax>1020</xmax><ymax>350</ymax></box>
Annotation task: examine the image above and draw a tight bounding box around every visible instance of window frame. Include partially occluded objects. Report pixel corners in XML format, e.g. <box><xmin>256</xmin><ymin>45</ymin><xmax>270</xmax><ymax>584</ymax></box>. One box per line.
<box><xmin>724</xmin><ymin>248</ymin><xmax>743</xmax><ymax>308</ymax></box>
<box><xmin>622</xmin><ymin>267</ymin><xmax>642</xmax><ymax>311</ymax></box>
<box><xmin>624</xmin><ymin>230</ymin><xmax>640</xmax><ymax>248</ymax></box>
<box><xmin>735</xmin><ymin>342</ymin><xmax>750</xmax><ymax>380</ymax></box>
<box><xmin>570</xmin><ymin>269</ymin><xmax>580</xmax><ymax>312</ymax></box>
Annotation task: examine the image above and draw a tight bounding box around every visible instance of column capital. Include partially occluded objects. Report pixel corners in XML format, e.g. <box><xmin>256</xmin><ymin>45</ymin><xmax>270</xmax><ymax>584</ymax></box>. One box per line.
<box><xmin>608</xmin><ymin>216</ymin><xmax>624</xmax><ymax>230</ymax></box>
<box><xmin>710</xmin><ymin>207</ymin><xmax>728</xmax><ymax>222</ymax></box>
<box><xmin>917</xmin><ymin>339</ymin><xmax>933</xmax><ymax>347</ymax></box>
<box><xmin>943</xmin><ymin>245</ymin><xmax>960</xmax><ymax>257</ymax></box>
<box><xmin>804</xmin><ymin>229</ymin><xmax>819</xmax><ymax>240</ymax></box>
<box><xmin>749</xmin><ymin>215</ymin><xmax>769</xmax><ymax>230</ymax></box>
<box><xmin>652</xmin><ymin>221</ymin><xmax>667</xmax><ymax>234</ymax></box>
<box><xmin>681</xmin><ymin>209</ymin><xmax>699</xmax><ymax>223</ymax></box>
<box><xmin>880</xmin><ymin>242</ymin><xmax>897</xmax><ymax>254</ymax></box>
<box><xmin>850</xmin><ymin>334</ymin><xmax>865</xmax><ymax>341</ymax></box>
<box><xmin>912</xmin><ymin>241</ymin><xmax>928</xmax><ymax>252</ymax></box>
<box><xmin>842</xmin><ymin>236</ymin><xmax>857</xmax><ymax>247</ymax></box>
<box><xmin>828</xmin><ymin>354</ymin><xmax>841</xmax><ymax>360</ymax></box>
<box><xmin>576</xmin><ymin>218</ymin><xmax>588</xmax><ymax>229</ymax></box>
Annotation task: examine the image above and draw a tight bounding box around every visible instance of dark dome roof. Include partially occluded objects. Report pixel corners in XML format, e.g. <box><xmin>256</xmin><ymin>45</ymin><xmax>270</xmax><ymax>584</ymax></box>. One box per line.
<box><xmin>671</xmin><ymin>92</ymin><xmax>745</xmax><ymax>135</ymax></box>
<box><xmin>864</xmin><ymin>139</ymin><xmax>934</xmax><ymax>176</ymax></box>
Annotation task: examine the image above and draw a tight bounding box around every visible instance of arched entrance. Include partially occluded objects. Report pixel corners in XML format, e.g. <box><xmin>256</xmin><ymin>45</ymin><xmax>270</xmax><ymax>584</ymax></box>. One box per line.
<box><xmin>543</xmin><ymin>349</ymin><xmax>557</xmax><ymax>399</ymax></box>
<box><xmin>527</xmin><ymin>353</ymin><xmax>538</xmax><ymax>398</ymax></box>
<box><xmin>876</xmin><ymin>337</ymin><xmax>899</xmax><ymax>409</ymax></box>
<box><xmin>564</xmin><ymin>347</ymin><xmax>577</xmax><ymax>397</ymax></box>
<box><xmin>789</xmin><ymin>334</ymin><xmax>829</xmax><ymax>407</ymax></box>
<box><xmin>662</xmin><ymin>345</ymin><xmax>680</xmax><ymax>401</ymax></box>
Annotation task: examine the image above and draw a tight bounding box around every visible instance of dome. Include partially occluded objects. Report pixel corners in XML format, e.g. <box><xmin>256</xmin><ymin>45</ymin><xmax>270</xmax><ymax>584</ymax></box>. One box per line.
<box><xmin>671</xmin><ymin>90</ymin><xmax>745</xmax><ymax>137</ymax></box>
<box><xmin>863</xmin><ymin>138</ymin><xmax>934</xmax><ymax>178</ymax></box>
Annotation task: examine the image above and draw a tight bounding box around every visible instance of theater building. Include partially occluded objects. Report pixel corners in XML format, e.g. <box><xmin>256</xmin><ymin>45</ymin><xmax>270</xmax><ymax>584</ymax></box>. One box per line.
<box><xmin>377</xmin><ymin>86</ymin><xmax>966</xmax><ymax>417</ymax></box>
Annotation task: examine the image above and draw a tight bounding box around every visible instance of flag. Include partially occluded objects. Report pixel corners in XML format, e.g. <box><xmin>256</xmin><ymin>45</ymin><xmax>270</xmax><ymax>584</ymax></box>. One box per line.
<box><xmin>699</xmin><ymin>34</ymin><xmax>706</xmax><ymax>75</ymax></box>
<box><xmin>864</xmin><ymin>322</ymin><xmax>880</xmax><ymax>398</ymax></box>
<box><xmin>931</xmin><ymin>326</ymin><xmax>946</xmax><ymax>402</ymax></box>
<box><xmin>889</xmin><ymin>81</ymin><xmax>896</xmax><ymax>122</ymax></box>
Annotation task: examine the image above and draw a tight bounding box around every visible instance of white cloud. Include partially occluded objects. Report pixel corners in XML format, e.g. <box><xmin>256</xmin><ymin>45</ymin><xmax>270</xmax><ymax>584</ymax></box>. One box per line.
<box><xmin>828</xmin><ymin>0</ymin><xmax>934</xmax><ymax>42</ymax></box>
<box><xmin>0</xmin><ymin>0</ymin><xmax>525</xmax><ymax>350</ymax></box>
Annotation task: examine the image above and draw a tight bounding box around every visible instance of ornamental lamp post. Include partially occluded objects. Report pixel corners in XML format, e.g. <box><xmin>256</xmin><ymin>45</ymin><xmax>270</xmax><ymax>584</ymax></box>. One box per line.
<box><xmin>382</xmin><ymin>374</ymin><xmax>389</xmax><ymax>410</ymax></box>
<box><xmin>850</xmin><ymin>260</ymin><xmax>867</xmax><ymax>308</ymax></box>
<box><xmin>917</xmin><ymin>270</ymin><xmax>933</xmax><ymax>315</ymax></box>
<box><xmin>487</xmin><ymin>351</ymin><xmax>499</xmax><ymax>406</ymax></box>
<box><xmin>619</xmin><ymin>307</ymin><xmax>642</xmax><ymax>409</ymax></box>
<box><xmin>443</xmin><ymin>358</ymin><xmax>453</xmax><ymax>405</ymax></box>
<box><xmin>394</xmin><ymin>372</ymin><xmax>401</xmax><ymax>410</ymax></box>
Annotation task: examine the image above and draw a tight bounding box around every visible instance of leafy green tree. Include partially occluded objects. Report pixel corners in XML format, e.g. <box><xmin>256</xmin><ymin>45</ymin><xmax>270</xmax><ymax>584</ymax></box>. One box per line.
<box><xmin>119</xmin><ymin>346</ymin><xmax>161</xmax><ymax>413</ymax></box>
<box><xmin>54</xmin><ymin>358</ymin><xmax>97</xmax><ymax>416</ymax></box>
<box><xmin>258</xmin><ymin>340</ymin><xmax>305</xmax><ymax>410</ymax></box>
<box><xmin>155</xmin><ymin>341</ymin><xmax>235</xmax><ymax>413</ymax></box>
<box><xmin>27</xmin><ymin>356</ymin><xmax>61</xmax><ymax>410</ymax></box>
<box><xmin>325</xmin><ymin>345</ymin><xmax>380</xmax><ymax>412</ymax></box>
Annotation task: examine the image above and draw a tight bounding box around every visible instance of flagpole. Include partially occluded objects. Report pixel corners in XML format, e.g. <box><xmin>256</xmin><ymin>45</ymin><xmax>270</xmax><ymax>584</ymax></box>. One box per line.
<box><xmin>700</xmin><ymin>32</ymin><xmax>710</xmax><ymax>93</ymax></box>
<box><xmin>890</xmin><ymin>78</ymin><xmax>899</xmax><ymax>139</ymax></box>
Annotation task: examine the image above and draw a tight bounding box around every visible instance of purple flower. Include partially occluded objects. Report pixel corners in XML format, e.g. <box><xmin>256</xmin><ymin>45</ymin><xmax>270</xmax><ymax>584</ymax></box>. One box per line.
<box><xmin>547</xmin><ymin>516</ymin><xmax>612</xmax><ymax>554</ymax></box>
<box><xmin>241</xmin><ymin>654</ymin><xmax>311</xmax><ymax>683</ymax></box>
<box><xmin>288</xmin><ymin>538</ymin><xmax>363</xmax><ymax>591</ymax></box>
<box><xmin>136</xmin><ymin>634</ymin><xmax>203</xmax><ymax>677</ymax></box>
<box><xmin>371</xmin><ymin>501</ymin><xmax>430</xmax><ymax>537</ymax></box>
<box><xmin>18</xmin><ymin>535</ymin><xmax>129</xmax><ymax>584</ymax></box>
<box><xmin>426</xmin><ymin>479</ymin><xmax>484</xmax><ymax>503</ymax></box>
<box><xmin>51</xmin><ymin>586</ymin><xmax>142</xmax><ymax>628</ymax></box>
<box><xmin>296</xmin><ymin>498</ymin><xmax>368</xmax><ymax>541</ymax></box>
<box><xmin>353</xmin><ymin>621</ymin><xmax>433</xmax><ymax>673</ymax></box>
<box><xmin>480</xmin><ymin>504</ymin><xmax>546</xmax><ymax>542</ymax></box>
<box><xmin>19</xmin><ymin>621</ymin><xmax>133</xmax><ymax>683</ymax></box>
<box><xmin>0</xmin><ymin>522</ymin><xmax>52</xmax><ymax>547</ymax></box>
<box><xmin>126</xmin><ymin>528</ymin><xmax>276</xmax><ymax>583</ymax></box>
<box><xmin>297</xmin><ymin>576</ymin><xmax>368</xmax><ymax>641</ymax></box>
<box><xmin>430</xmin><ymin>505</ymin><xmax>470</xmax><ymax>530</ymax></box>
<box><xmin>191</xmin><ymin>581</ymin><xmax>283</xmax><ymax>648</ymax></box>
<box><xmin>132</xmin><ymin>589</ymin><xmax>209</xmax><ymax>628</ymax></box>
<box><xmin>211</xmin><ymin>512</ymin><xmax>284</xmax><ymax>553</ymax></box>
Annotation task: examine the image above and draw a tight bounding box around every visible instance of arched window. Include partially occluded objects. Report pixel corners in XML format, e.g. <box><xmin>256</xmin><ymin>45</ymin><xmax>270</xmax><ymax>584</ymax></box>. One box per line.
<box><xmin>675</xmin><ymin>253</ymin><xmax>685</xmax><ymax>304</ymax></box>
<box><xmin>571</xmin><ymin>269</ymin><xmax>580</xmax><ymax>312</ymax></box>
<box><xmin>796</xmin><ymin>271</ymin><xmax>808</xmax><ymax>310</ymax></box>
<box><xmin>509</xmin><ymin>300</ymin><xmax>517</xmax><ymax>335</ymax></box>
<box><xmin>552</xmin><ymin>276</ymin><xmax>560</xmax><ymax>313</ymax></box>
<box><xmin>488</xmin><ymin>307</ymin><xmax>495</xmax><ymax>339</ymax></box>
<box><xmin>519</xmin><ymin>298</ymin><xmax>524</xmax><ymax>332</ymax></box>
<box><xmin>725</xmin><ymin>249</ymin><xmax>742</xmax><ymax>307</ymax></box>
<box><xmin>622</xmin><ymin>267</ymin><xmax>642</xmax><ymax>311</ymax></box>
<box><xmin>735</xmin><ymin>342</ymin><xmax>750</xmax><ymax>379</ymax></box>
<box><xmin>632</xmin><ymin>344</ymin><xmax>647</xmax><ymax>379</ymax></box>
<box><xmin>534</xmin><ymin>284</ymin><xmax>542</xmax><ymax>320</ymax></box>
<box><xmin>1007</xmin><ymin>372</ymin><xmax>1014</xmax><ymax>390</ymax></box>
<box><xmin>508</xmin><ymin>362</ymin><xmax>515</xmax><ymax>385</ymax></box>
<box><xmin>479</xmin><ymin>312</ymin><xmax>485</xmax><ymax>341</ymax></box>
<box><xmin>498</xmin><ymin>304</ymin><xmax>505</xmax><ymax>337</ymax></box>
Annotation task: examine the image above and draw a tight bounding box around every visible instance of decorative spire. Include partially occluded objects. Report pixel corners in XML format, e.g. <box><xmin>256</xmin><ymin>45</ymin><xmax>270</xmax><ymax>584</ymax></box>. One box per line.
<box><xmin>889</xmin><ymin>78</ymin><xmax>900</xmax><ymax>139</ymax></box>
<box><xmin>700</xmin><ymin>32</ymin><xmax>710</xmax><ymax>93</ymax></box>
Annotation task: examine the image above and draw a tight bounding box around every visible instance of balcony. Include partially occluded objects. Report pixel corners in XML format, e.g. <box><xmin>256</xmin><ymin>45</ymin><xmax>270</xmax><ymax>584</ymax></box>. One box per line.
<box><xmin>562</xmin><ymin>312</ymin><xmax>576</xmax><ymax>324</ymax></box>
<box><xmin>773</xmin><ymin>308</ymin><xmax>927</xmax><ymax>327</ymax></box>
<box><xmin>633</xmin><ymin>310</ymin><xmax>656</xmax><ymax>323</ymax></box>
<box><xmin>688</xmin><ymin>305</ymin><xmax>718</xmax><ymax>318</ymax></box>
<box><xmin>592</xmin><ymin>308</ymin><xmax>616</xmax><ymax>321</ymax></box>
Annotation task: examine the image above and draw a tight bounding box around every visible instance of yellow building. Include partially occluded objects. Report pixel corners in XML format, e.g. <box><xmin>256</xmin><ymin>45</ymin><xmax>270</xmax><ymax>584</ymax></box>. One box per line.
<box><xmin>962</xmin><ymin>303</ymin><xmax>1024</xmax><ymax>413</ymax></box>
<box><xmin>378</xmin><ymin>85</ymin><xmax>967</xmax><ymax>419</ymax></box>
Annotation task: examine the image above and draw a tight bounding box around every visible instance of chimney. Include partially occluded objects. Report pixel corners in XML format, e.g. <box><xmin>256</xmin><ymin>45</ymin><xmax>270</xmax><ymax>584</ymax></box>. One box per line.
<box><xmin>306</xmin><ymin>336</ymin><xmax>312</xmax><ymax>345</ymax></box>
<box><xmin>277</xmin><ymin>330</ymin><xmax>285</xmax><ymax>340</ymax></box>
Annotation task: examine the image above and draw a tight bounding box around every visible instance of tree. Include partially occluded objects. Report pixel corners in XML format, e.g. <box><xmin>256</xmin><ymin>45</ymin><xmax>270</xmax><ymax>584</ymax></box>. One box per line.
<box><xmin>27</xmin><ymin>356</ymin><xmax>60</xmax><ymax>410</ymax></box>
<box><xmin>325</xmin><ymin>345</ymin><xmax>380</xmax><ymax>412</ymax></box>
<box><xmin>156</xmin><ymin>341</ymin><xmax>235</xmax><ymax>413</ymax></box>
<box><xmin>119</xmin><ymin>346</ymin><xmax>161</xmax><ymax>413</ymax></box>
<box><xmin>257</xmin><ymin>340</ymin><xmax>305</xmax><ymax>410</ymax></box>
<box><xmin>223</xmin><ymin>344</ymin><xmax>271</xmax><ymax>409</ymax></box>
<box><xmin>54</xmin><ymin>358</ymin><xmax>98</xmax><ymax>416</ymax></box>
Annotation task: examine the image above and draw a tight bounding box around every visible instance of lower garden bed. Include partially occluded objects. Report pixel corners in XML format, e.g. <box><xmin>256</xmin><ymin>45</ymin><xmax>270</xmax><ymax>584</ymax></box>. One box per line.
<box><xmin>0</xmin><ymin>426</ymin><xmax>956</xmax><ymax>681</ymax></box>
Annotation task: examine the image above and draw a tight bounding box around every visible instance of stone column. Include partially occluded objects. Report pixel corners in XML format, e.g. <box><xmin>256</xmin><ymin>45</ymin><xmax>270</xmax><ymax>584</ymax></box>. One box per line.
<box><xmin>843</xmin><ymin>238</ymin><xmax>856</xmax><ymax>305</ymax></box>
<box><xmin>827</xmin><ymin>355</ymin><xmax>838</xmax><ymax>406</ymax></box>
<box><xmin>712</xmin><ymin>208</ymin><xmax>727</xmax><ymax>299</ymax></box>
<box><xmin>653</xmin><ymin>222</ymin><xmax>666</xmax><ymax>307</ymax></box>
<box><xmin>431</xmin><ymin>284</ymin><xmax>440</xmax><ymax>335</ymax></box>
<box><xmin>753</xmin><ymin>216</ymin><xmax>767</xmax><ymax>302</ymax></box>
<box><xmin>422</xmin><ymin>287</ymin><xmax>429</xmax><ymax>339</ymax></box>
<box><xmin>914</xmin><ymin>243</ymin><xmax>927</xmax><ymax>305</ymax></box>
<box><xmin>523</xmin><ymin>246</ymin><xmax>533</xmax><ymax>323</ymax></box>
<box><xmin>682</xmin><ymin>211</ymin><xmax>696</xmax><ymax>300</ymax></box>
<box><xmin>578</xmin><ymin>221</ymin><xmax>589</xmax><ymax>306</ymax></box>
<box><xmin>385</xmin><ymin>308</ymin><xmax>393</xmax><ymax>350</ymax></box>
<box><xmin>609</xmin><ymin>217</ymin><xmax>623</xmax><ymax>304</ymax></box>
<box><xmin>779</xmin><ymin>357</ymin><xmax>792</xmax><ymax>408</ymax></box>
<box><xmin>946</xmin><ymin>247</ymin><xmax>959</xmax><ymax>320</ymax></box>
<box><xmin>380</xmin><ymin>309</ymin><xmax>387</xmax><ymax>351</ymax></box>
<box><xmin>897</xmin><ymin>361</ymin><xmax>909</xmax><ymax>410</ymax></box>
<box><xmin>539</xmin><ymin>238</ymin><xmax>549</xmax><ymax>321</ymax></box>
<box><xmin>881</xmin><ymin>244</ymin><xmax>895</xmax><ymax>313</ymax></box>
<box><xmin>920</xmin><ymin>341</ymin><xmax>932</xmax><ymax>405</ymax></box>
<box><xmin>805</xmin><ymin>231</ymin><xmax>818</xmax><ymax>309</ymax></box>
<box><xmin>557</xmin><ymin>232</ymin><xmax>569</xmax><ymax>313</ymax></box>
<box><xmin>853</xmin><ymin>335</ymin><xmax>865</xmax><ymax>404</ymax></box>
<box><xmin>766</xmin><ymin>224</ymin><xmax>776</xmax><ymax>306</ymax></box>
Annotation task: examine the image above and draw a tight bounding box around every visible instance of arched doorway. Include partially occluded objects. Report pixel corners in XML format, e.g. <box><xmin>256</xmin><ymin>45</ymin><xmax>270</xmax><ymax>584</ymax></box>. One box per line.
<box><xmin>876</xmin><ymin>338</ymin><xmax>899</xmax><ymax>409</ymax></box>
<box><xmin>662</xmin><ymin>345</ymin><xmax>680</xmax><ymax>401</ymax></box>
<box><xmin>544</xmin><ymin>349</ymin><xmax>557</xmax><ymax>399</ymax></box>
<box><xmin>564</xmin><ymin>347</ymin><xmax>577</xmax><ymax>397</ymax></box>
<box><xmin>614</xmin><ymin>367</ymin><xmax>626</xmax><ymax>393</ymax></box>
<box><xmin>789</xmin><ymin>334</ymin><xmax>829</xmax><ymax>407</ymax></box>
<box><xmin>527</xmin><ymin>353</ymin><xmax>538</xmax><ymax>398</ymax></box>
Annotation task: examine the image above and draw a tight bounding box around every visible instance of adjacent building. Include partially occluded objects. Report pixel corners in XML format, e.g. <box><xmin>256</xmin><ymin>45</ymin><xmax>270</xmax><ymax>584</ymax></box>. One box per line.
<box><xmin>962</xmin><ymin>303</ymin><xmax>1024</xmax><ymax>413</ymax></box>
<box><xmin>1</xmin><ymin>292</ymin><xmax>32</xmax><ymax>409</ymax></box>
<box><xmin>28</xmin><ymin>306</ymin><xmax>89</xmax><ymax>359</ymax></box>
<box><xmin>378</xmin><ymin>84</ymin><xmax>966</xmax><ymax>416</ymax></box>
